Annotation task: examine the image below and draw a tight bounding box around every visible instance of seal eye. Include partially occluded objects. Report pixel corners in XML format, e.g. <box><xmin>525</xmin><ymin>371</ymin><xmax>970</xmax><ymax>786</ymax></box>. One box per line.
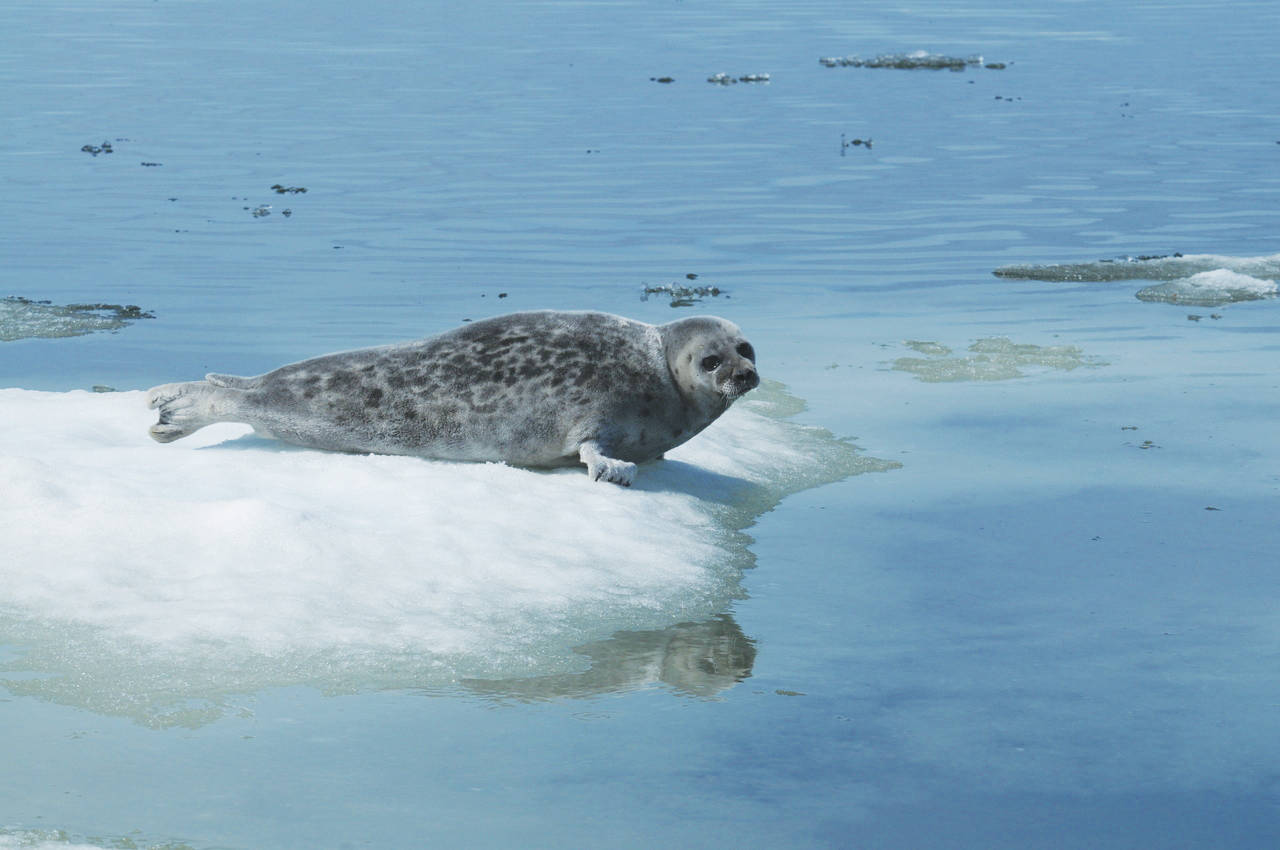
<box><xmin>736</xmin><ymin>342</ymin><xmax>755</xmax><ymax>361</ymax></box>
<box><xmin>700</xmin><ymin>355</ymin><xmax>722</xmax><ymax>372</ymax></box>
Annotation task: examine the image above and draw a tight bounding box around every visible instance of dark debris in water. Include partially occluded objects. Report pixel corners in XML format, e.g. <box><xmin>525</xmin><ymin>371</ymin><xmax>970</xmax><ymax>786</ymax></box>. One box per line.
<box><xmin>80</xmin><ymin>138</ymin><xmax>133</xmax><ymax>156</ymax></box>
<box><xmin>64</xmin><ymin>302</ymin><xmax>155</xmax><ymax>320</ymax></box>
<box><xmin>244</xmin><ymin>186</ymin><xmax>308</xmax><ymax>218</ymax></box>
<box><xmin>707</xmin><ymin>72</ymin><xmax>770</xmax><ymax>85</ymax></box>
<box><xmin>641</xmin><ymin>280</ymin><xmax>727</xmax><ymax>308</ymax></box>
<box><xmin>841</xmin><ymin>133</ymin><xmax>873</xmax><ymax>154</ymax></box>
<box><xmin>75</xmin><ymin>138</ymin><xmax>310</xmax><ymax>225</ymax></box>
<box><xmin>1102</xmin><ymin>253</ymin><xmax>1184</xmax><ymax>264</ymax></box>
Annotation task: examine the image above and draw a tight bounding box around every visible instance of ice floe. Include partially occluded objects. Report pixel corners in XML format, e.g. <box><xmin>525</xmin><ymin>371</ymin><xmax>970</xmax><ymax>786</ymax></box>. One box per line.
<box><xmin>993</xmin><ymin>252</ymin><xmax>1280</xmax><ymax>306</ymax></box>
<box><xmin>706</xmin><ymin>72</ymin><xmax>770</xmax><ymax>85</ymax></box>
<box><xmin>0</xmin><ymin>382</ymin><xmax>896</xmax><ymax>724</ymax></box>
<box><xmin>1135</xmin><ymin>269</ymin><xmax>1278</xmax><ymax>305</ymax></box>
<box><xmin>819</xmin><ymin>51</ymin><xmax>1000</xmax><ymax>70</ymax></box>
<box><xmin>0</xmin><ymin>831</ymin><xmax>107</xmax><ymax>850</ymax></box>
<box><xmin>0</xmin><ymin>296</ymin><xmax>155</xmax><ymax>341</ymax></box>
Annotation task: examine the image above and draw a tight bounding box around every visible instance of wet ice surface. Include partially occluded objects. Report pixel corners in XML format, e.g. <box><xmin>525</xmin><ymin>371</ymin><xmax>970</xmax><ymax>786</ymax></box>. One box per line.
<box><xmin>4</xmin><ymin>0</ymin><xmax>1280</xmax><ymax>847</ymax></box>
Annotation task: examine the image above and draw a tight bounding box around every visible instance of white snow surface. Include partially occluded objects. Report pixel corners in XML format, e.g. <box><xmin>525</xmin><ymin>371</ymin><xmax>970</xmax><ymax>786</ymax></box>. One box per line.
<box><xmin>0</xmin><ymin>384</ymin><xmax>891</xmax><ymax>714</ymax></box>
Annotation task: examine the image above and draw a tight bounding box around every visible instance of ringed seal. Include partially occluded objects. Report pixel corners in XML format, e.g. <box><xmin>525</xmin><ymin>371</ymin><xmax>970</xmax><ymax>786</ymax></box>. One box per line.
<box><xmin>146</xmin><ymin>310</ymin><xmax>759</xmax><ymax>486</ymax></box>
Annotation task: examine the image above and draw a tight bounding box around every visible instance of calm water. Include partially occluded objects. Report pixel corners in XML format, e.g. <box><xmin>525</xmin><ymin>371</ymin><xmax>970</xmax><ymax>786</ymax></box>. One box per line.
<box><xmin>3</xmin><ymin>0</ymin><xmax>1279</xmax><ymax>847</ymax></box>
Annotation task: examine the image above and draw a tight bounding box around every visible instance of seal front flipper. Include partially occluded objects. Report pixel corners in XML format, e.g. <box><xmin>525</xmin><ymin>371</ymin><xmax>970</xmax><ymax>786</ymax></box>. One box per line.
<box><xmin>578</xmin><ymin>441</ymin><xmax>637</xmax><ymax>487</ymax></box>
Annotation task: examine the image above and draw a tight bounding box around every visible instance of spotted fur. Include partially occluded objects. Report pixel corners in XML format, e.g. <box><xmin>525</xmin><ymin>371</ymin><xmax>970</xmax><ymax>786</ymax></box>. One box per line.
<box><xmin>147</xmin><ymin>310</ymin><xmax>759</xmax><ymax>485</ymax></box>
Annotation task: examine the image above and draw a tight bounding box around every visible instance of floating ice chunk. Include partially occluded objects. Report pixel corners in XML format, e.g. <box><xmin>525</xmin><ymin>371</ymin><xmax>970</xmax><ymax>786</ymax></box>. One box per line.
<box><xmin>993</xmin><ymin>252</ymin><xmax>1280</xmax><ymax>306</ymax></box>
<box><xmin>0</xmin><ymin>297</ymin><xmax>155</xmax><ymax>341</ymax></box>
<box><xmin>641</xmin><ymin>281</ymin><xmax>724</xmax><ymax>307</ymax></box>
<box><xmin>819</xmin><ymin>51</ymin><xmax>988</xmax><ymax>70</ymax></box>
<box><xmin>0</xmin><ymin>831</ymin><xmax>108</xmax><ymax>850</ymax></box>
<box><xmin>993</xmin><ymin>252</ymin><xmax>1280</xmax><ymax>283</ymax></box>
<box><xmin>706</xmin><ymin>72</ymin><xmax>770</xmax><ymax>85</ymax></box>
<box><xmin>0</xmin><ymin>382</ymin><xmax>896</xmax><ymax>724</ymax></box>
<box><xmin>1136</xmin><ymin>270</ymin><xmax>1278</xmax><ymax>306</ymax></box>
<box><xmin>902</xmin><ymin>340</ymin><xmax>952</xmax><ymax>357</ymax></box>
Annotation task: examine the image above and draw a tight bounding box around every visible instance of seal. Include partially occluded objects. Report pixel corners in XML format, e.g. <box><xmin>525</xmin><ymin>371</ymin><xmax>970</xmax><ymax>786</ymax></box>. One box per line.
<box><xmin>147</xmin><ymin>310</ymin><xmax>759</xmax><ymax>486</ymax></box>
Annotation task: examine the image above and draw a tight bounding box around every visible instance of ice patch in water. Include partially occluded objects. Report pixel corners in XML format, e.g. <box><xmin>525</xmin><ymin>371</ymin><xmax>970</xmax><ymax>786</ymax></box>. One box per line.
<box><xmin>902</xmin><ymin>339</ymin><xmax>952</xmax><ymax>357</ymax></box>
<box><xmin>0</xmin><ymin>297</ymin><xmax>156</xmax><ymax>341</ymax></box>
<box><xmin>892</xmin><ymin>337</ymin><xmax>1107</xmax><ymax>382</ymax></box>
<box><xmin>0</xmin><ymin>382</ymin><xmax>896</xmax><ymax>725</ymax></box>
<box><xmin>1135</xmin><ymin>269</ymin><xmax>1279</xmax><ymax>306</ymax></box>
<box><xmin>819</xmin><ymin>51</ymin><xmax>991</xmax><ymax>70</ymax></box>
<box><xmin>992</xmin><ymin>253</ymin><xmax>1280</xmax><ymax>282</ymax></box>
<box><xmin>0</xmin><ymin>831</ymin><xmax>111</xmax><ymax>850</ymax></box>
<box><xmin>993</xmin><ymin>252</ymin><xmax>1279</xmax><ymax>306</ymax></box>
<box><xmin>0</xmin><ymin>831</ymin><xmax>183</xmax><ymax>850</ymax></box>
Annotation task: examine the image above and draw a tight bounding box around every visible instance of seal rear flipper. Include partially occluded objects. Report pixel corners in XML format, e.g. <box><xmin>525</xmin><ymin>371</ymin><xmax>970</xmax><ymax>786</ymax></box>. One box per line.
<box><xmin>146</xmin><ymin>380</ymin><xmax>230</xmax><ymax>443</ymax></box>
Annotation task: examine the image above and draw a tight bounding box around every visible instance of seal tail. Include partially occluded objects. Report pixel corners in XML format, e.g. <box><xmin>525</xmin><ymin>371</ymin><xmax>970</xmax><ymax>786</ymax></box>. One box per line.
<box><xmin>146</xmin><ymin>378</ymin><xmax>241</xmax><ymax>443</ymax></box>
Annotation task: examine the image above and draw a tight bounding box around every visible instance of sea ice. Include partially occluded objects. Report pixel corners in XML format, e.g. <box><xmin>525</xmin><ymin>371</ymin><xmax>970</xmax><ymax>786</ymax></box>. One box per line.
<box><xmin>818</xmin><ymin>51</ymin><xmax>988</xmax><ymax>70</ymax></box>
<box><xmin>0</xmin><ymin>383</ymin><xmax>896</xmax><ymax>724</ymax></box>
<box><xmin>993</xmin><ymin>252</ymin><xmax>1279</xmax><ymax>306</ymax></box>
<box><xmin>0</xmin><ymin>297</ymin><xmax>155</xmax><ymax>341</ymax></box>
<box><xmin>0</xmin><ymin>831</ymin><xmax>107</xmax><ymax>850</ymax></box>
<box><xmin>1135</xmin><ymin>269</ymin><xmax>1279</xmax><ymax>306</ymax></box>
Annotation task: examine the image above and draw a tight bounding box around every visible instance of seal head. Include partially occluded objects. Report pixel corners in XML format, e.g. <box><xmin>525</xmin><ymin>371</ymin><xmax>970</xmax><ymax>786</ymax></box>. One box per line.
<box><xmin>660</xmin><ymin>315</ymin><xmax>760</xmax><ymax>422</ymax></box>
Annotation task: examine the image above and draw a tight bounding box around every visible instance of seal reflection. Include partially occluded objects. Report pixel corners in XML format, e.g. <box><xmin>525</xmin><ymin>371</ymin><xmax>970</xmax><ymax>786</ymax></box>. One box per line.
<box><xmin>461</xmin><ymin>615</ymin><xmax>756</xmax><ymax>701</ymax></box>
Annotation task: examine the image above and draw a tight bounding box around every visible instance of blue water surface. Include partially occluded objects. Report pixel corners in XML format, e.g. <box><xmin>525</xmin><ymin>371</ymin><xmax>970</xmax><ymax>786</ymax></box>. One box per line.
<box><xmin>3</xmin><ymin>0</ymin><xmax>1279</xmax><ymax>847</ymax></box>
